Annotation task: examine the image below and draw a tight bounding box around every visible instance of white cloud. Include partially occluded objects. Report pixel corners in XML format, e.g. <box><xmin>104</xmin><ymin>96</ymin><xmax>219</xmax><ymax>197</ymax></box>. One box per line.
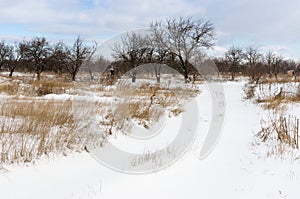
<box><xmin>0</xmin><ymin>0</ymin><xmax>300</xmax><ymax>59</ymax></box>
<box><xmin>0</xmin><ymin>0</ymin><xmax>205</xmax><ymax>35</ymax></box>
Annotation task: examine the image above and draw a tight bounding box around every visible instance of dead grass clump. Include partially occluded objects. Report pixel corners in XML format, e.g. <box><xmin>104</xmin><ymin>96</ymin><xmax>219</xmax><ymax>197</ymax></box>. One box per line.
<box><xmin>257</xmin><ymin>113</ymin><xmax>299</xmax><ymax>157</ymax></box>
<box><xmin>0</xmin><ymin>82</ymin><xmax>20</xmax><ymax>95</ymax></box>
<box><xmin>32</xmin><ymin>80</ymin><xmax>73</xmax><ymax>96</ymax></box>
<box><xmin>169</xmin><ymin>107</ymin><xmax>183</xmax><ymax>116</ymax></box>
<box><xmin>130</xmin><ymin>147</ymin><xmax>178</xmax><ymax>170</ymax></box>
<box><xmin>243</xmin><ymin>84</ymin><xmax>256</xmax><ymax>99</ymax></box>
<box><xmin>256</xmin><ymin>97</ymin><xmax>283</xmax><ymax>109</ymax></box>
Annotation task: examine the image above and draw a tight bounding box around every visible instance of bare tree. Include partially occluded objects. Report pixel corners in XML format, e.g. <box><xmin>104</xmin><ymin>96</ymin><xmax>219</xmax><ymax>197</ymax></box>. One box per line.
<box><xmin>225</xmin><ymin>46</ymin><xmax>244</xmax><ymax>80</ymax></box>
<box><xmin>265</xmin><ymin>50</ymin><xmax>284</xmax><ymax>80</ymax></box>
<box><xmin>150</xmin><ymin>17</ymin><xmax>215</xmax><ymax>82</ymax></box>
<box><xmin>0</xmin><ymin>41</ymin><xmax>11</xmax><ymax>70</ymax></box>
<box><xmin>273</xmin><ymin>55</ymin><xmax>283</xmax><ymax>81</ymax></box>
<box><xmin>265</xmin><ymin>50</ymin><xmax>276</xmax><ymax>78</ymax></box>
<box><xmin>46</xmin><ymin>42</ymin><xmax>69</xmax><ymax>74</ymax></box>
<box><xmin>82</xmin><ymin>41</ymin><xmax>97</xmax><ymax>81</ymax></box>
<box><xmin>112</xmin><ymin>32</ymin><xmax>149</xmax><ymax>82</ymax></box>
<box><xmin>22</xmin><ymin>37</ymin><xmax>50</xmax><ymax>80</ymax></box>
<box><xmin>65</xmin><ymin>36</ymin><xmax>93</xmax><ymax>81</ymax></box>
<box><xmin>5</xmin><ymin>42</ymin><xmax>25</xmax><ymax>77</ymax></box>
<box><xmin>244</xmin><ymin>46</ymin><xmax>263</xmax><ymax>81</ymax></box>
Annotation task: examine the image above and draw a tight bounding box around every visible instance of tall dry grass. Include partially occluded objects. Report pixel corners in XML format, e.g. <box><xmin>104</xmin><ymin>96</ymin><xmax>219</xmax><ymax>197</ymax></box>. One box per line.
<box><xmin>256</xmin><ymin>111</ymin><xmax>300</xmax><ymax>158</ymax></box>
<box><xmin>0</xmin><ymin>73</ymin><xmax>201</xmax><ymax>165</ymax></box>
<box><xmin>109</xmin><ymin>81</ymin><xmax>200</xmax><ymax>128</ymax></box>
<box><xmin>0</xmin><ymin>79</ymin><xmax>74</xmax><ymax>97</ymax></box>
<box><xmin>244</xmin><ymin>80</ymin><xmax>300</xmax><ymax>109</ymax></box>
<box><xmin>0</xmin><ymin>99</ymin><xmax>103</xmax><ymax>164</ymax></box>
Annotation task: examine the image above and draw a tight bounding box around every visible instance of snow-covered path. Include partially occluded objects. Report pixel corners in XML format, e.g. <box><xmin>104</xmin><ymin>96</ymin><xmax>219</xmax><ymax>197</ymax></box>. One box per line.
<box><xmin>1</xmin><ymin>81</ymin><xmax>300</xmax><ymax>199</ymax></box>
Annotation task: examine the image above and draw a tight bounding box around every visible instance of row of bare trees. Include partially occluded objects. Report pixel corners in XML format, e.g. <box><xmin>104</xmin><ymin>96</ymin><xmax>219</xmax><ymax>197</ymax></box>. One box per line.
<box><xmin>2</xmin><ymin>17</ymin><xmax>297</xmax><ymax>83</ymax></box>
<box><xmin>215</xmin><ymin>46</ymin><xmax>300</xmax><ymax>81</ymax></box>
<box><xmin>0</xmin><ymin>37</ymin><xmax>96</xmax><ymax>81</ymax></box>
<box><xmin>111</xmin><ymin>17</ymin><xmax>215</xmax><ymax>83</ymax></box>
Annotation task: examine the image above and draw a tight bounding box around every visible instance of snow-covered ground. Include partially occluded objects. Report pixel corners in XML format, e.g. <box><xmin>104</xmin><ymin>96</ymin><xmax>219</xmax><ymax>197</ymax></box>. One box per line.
<box><xmin>1</xmin><ymin>81</ymin><xmax>300</xmax><ymax>199</ymax></box>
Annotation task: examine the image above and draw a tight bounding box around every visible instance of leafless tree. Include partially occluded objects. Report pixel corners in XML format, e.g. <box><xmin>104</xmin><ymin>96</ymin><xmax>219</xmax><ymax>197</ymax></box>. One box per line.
<box><xmin>5</xmin><ymin>42</ymin><xmax>25</xmax><ymax>77</ymax></box>
<box><xmin>265</xmin><ymin>51</ymin><xmax>284</xmax><ymax>80</ymax></box>
<box><xmin>150</xmin><ymin>17</ymin><xmax>215</xmax><ymax>82</ymax></box>
<box><xmin>83</xmin><ymin>41</ymin><xmax>97</xmax><ymax>81</ymax></box>
<box><xmin>273</xmin><ymin>55</ymin><xmax>283</xmax><ymax>81</ymax></box>
<box><xmin>22</xmin><ymin>37</ymin><xmax>50</xmax><ymax>80</ymax></box>
<box><xmin>244</xmin><ymin>46</ymin><xmax>263</xmax><ymax>81</ymax></box>
<box><xmin>0</xmin><ymin>41</ymin><xmax>11</xmax><ymax>70</ymax></box>
<box><xmin>47</xmin><ymin>42</ymin><xmax>69</xmax><ymax>74</ymax></box>
<box><xmin>65</xmin><ymin>36</ymin><xmax>93</xmax><ymax>81</ymax></box>
<box><xmin>225</xmin><ymin>46</ymin><xmax>244</xmax><ymax>80</ymax></box>
<box><xmin>112</xmin><ymin>32</ymin><xmax>149</xmax><ymax>82</ymax></box>
<box><xmin>265</xmin><ymin>51</ymin><xmax>276</xmax><ymax>78</ymax></box>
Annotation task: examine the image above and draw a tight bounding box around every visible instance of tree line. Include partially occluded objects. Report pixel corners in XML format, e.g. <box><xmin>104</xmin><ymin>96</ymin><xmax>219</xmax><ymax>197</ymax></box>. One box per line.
<box><xmin>0</xmin><ymin>36</ymin><xmax>97</xmax><ymax>81</ymax></box>
<box><xmin>109</xmin><ymin>17</ymin><xmax>300</xmax><ymax>83</ymax></box>
<box><xmin>1</xmin><ymin>17</ymin><xmax>299</xmax><ymax>83</ymax></box>
<box><xmin>214</xmin><ymin>46</ymin><xmax>300</xmax><ymax>82</ymax></box>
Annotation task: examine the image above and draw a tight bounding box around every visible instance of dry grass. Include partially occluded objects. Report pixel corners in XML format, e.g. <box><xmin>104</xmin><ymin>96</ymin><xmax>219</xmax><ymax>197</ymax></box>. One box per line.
<box><xmin>256</xmin><ymin>97</ymin><xmax>283</xmax><ymax>109</ymax></box>
<box><xmin>244</xmin><ymin>80</ymin><xmax>300</xmax><ymax>109</ymax></box>
<box><xmin>130</xmin><ymin>146</ymin><xmax>178</xmax><ymax>170</ymax></box>
<box><xmin>0</xmin><ymin>81</ymin><xmax>20</xmax><ymax>95</ymax></box>
<box><xmin>0</xmin><ymin>78</ymin><xmax>73</xmax><ymax>97</ymax></box>
<box><xmin>259</xmin><ymin>75</ymin><xmax>300</xmax><ymax>84</ymax></box>
<box><xmin>243</xmin><ymin>84</ymin><xmax>256</xmax><ymax>99</ymax></box>
<box><xmin>0</xmin><ymin>99</ymin><xmax>103</xmax><ymax>164</ymax></box>
<box><xmin>32</xmin><ymin>80</ymin><xmax>73</xmax><ymax>96</ymax></box>
<box><xmin>257</xmin><ymin>112</ymin><xmax>299</xmax><ymax>158</ymax></box>
<box><xmin>109</xmin><ymin>81</ymin><xmax>199</xmax><ymax>128</ymax></box>
<box><xmin>0</xmin><ymin>73</ymin><xmax>201</xmax><ymax>165</ymax></box>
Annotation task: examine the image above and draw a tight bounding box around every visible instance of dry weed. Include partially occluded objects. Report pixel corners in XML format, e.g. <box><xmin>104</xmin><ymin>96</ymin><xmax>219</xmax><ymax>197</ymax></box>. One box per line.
<box><xmin>0</xmin><ymin>99</ymin><xmax>103</xmax><ymax>164</ymax></box>
<box><xmin>257</xmin><ymin>112</ymin><xmax>299</xmax><ymax>158</ymax></box>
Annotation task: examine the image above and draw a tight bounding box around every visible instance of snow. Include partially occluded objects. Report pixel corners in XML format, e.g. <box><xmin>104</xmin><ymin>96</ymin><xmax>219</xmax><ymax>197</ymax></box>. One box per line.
<box><xmin>1</xmin><ymin>81</ymin><xmax>300</xmax><ymax>198</ymax></box>
<box><xmin>43</xmin><ymin>93</ymin><xmax>72</xmax><ymax>100</ymax></box>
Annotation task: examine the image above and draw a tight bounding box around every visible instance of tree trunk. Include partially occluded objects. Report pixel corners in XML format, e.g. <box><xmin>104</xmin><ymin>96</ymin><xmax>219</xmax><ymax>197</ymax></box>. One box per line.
<box><xmin>156</xmin><ymin>75</ymin><xmax>160</xmax><ymax>83</ymax></box>
<box><xmin>132</xmin><ymin>75</ymin><xmax>136</xmax><ymax>83</ymax></box>
<box><xmin>88</xmin><ymin>65</ymin><xmax>94</xmax><ymax>81</ymax></box>
<box><xmin>37</xmin><ymin>72</ymin><xmax>41</xmax><ymax>81</ymax></box>
<box><xmin>231</xmin><ymin>72</ymin><xmax>235</xmax><ymax>81</ymax></box>
<box><xmin>154</xmin><ymin>65</ymin><xmax>161</xmax><ymax>84</ymax></box>
<box><xmin>72</xmin><ymin>73</ymin><xmax>76</xmax><ymax>81</ymax></box>
<box><xmin>184</xmin><ymin>73</ymin><xmax>189</xmax><ymax>83</ymax></box>
<box><xmin>9</xmin><ymin>69</ymin><xmax>14</xmax><ymax>77</ymax></box>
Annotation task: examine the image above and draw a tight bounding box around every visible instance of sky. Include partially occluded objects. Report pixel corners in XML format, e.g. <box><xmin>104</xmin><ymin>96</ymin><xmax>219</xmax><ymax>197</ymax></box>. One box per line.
<box><xmin>0</xmin><ymin>0</ymin><xmax>300</xmax><ymax>60</ymax></box>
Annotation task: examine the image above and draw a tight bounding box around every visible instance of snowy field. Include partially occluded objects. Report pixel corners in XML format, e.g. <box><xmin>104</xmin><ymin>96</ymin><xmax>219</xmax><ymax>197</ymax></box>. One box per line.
<box><xmin>1</xmin><ymin>80</ymin><xmax>300</xmax><ymax>199</ymax></box>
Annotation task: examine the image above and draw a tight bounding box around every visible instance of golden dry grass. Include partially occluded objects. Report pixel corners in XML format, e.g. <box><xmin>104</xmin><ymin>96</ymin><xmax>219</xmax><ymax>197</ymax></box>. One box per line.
<box><xmin>0</xmin><ymin>77</ymin><xmax>74</xmax><ymax>96</ymax></box>
<box><xmin>109</xmin><ymin>81</ymin><xmax>199</xmax><ymax>128</ymax></box>
<box><xmin>0</xmin><ymin>99</ymin><xmax>104</xmax><ymax>164</ymax></box>
<box><xmin>0</xmin><ymin>73</ymin><xmax>201</xmax><ymax>165</ymax></box>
